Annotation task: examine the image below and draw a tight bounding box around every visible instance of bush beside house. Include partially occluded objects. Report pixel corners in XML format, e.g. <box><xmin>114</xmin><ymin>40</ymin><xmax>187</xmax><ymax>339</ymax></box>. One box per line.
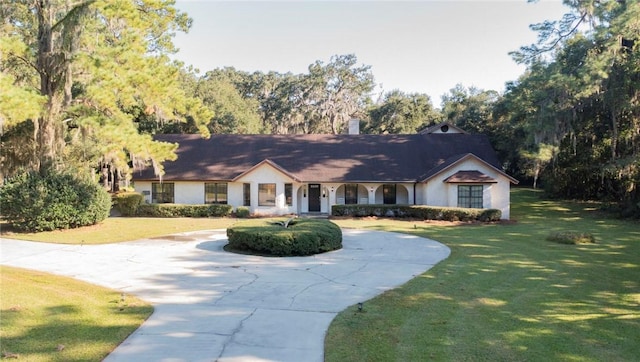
<box><xmin>111</xmin><ymin>192</ymin><xmax>233</xmax><ymax>217</ymax></box>
<box><xmin>112</xmin><ymin>192</ymin><xmax>144</xmax><ymax>216</ymax></box>
<box><xmin>135</xmin><ymin>203</ymin><xmax>233</xmax><ymax>218</ymax></box>
<box><xmin>332</xmin><ymin>204</ymin><xmax>502</xmax><ymax>222</ymax></box>
<box><xmin>0</xmin><ymin>170</ymin><xmax>111</xmax><ymax>232</ymax></box>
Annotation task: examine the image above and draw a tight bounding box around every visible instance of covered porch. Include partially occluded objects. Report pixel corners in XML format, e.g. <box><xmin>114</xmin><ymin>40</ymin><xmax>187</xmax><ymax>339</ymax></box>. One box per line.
<box><xmin>296</xmin><ymin>182</ymin><xmax>415</xmax><ymax>214</ymax></box>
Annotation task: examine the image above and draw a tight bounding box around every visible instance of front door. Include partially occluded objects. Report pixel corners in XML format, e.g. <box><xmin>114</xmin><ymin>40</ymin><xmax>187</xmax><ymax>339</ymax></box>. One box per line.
<box><xmin>308</xmin><ymin>184</ymin><xmax>321</xmax><ymax>212</ymax></box>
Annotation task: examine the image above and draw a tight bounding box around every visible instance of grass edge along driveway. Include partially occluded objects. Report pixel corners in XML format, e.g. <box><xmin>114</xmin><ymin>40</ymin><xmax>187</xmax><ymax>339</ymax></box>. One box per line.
<box><xmin>0</xmin><ymin>266</ymin><xmax>153</xmax><ymax>361</ymax></box>
<box><xmin>326</xmin><ymin>188</ymin><xmax>639</xmax><ymax>362</ymax></box>
<box><xmin>1</xmin><ymin>188</ymin><xmax>638</xmax><ymax>361</ymax></box>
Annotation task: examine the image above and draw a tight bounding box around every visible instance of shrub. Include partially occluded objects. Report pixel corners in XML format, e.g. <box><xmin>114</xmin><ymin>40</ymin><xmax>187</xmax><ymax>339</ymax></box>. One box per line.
<box><xmin>135</xmin><ymin>203</ymin><xmax>232</xmax><ymax>217</ymax></box>
<box><xmin>547</xmin><ymin>231</ymin><xmax>597</xmax><ymax>245</ymax></box>
<box><xmin>112</xmin><ymin>192</ymin><xmax>144</xmax><ymax>216</ymax></box>
<box><xmin>479</xmin><ymin>209</ymin><xmax>502</xmax><ymax>222</ymax></box>
<box><xmin>0</xmin><ymin>170</ymin><xmax>111</xmax><ymax>232</ymax></box>
<box><xmin>226</xmin><ymin>218</ymin><xmax>342</xmax><ymax>256</ymax></box>
<box><xmin>332</xmin><ymin>204</ymin><xmax>502</xmax><ymax>222</ymax></box>
<box><xmin>235</xmin><ymin>206</ymin><xmax>251</xmax><ymax>218</ymax></box>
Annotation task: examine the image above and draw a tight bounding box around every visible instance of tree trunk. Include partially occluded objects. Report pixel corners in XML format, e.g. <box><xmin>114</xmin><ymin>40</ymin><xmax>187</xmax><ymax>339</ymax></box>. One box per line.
<box><xmin>34</xmin><ymin>1</ymin><xmax>75</xmax><ymax>173</ymax></box>
<box><xmin>36</xmin><ymin>2</ymin><xmax>58</xmax><ymax>172</ymax></box>
<box><xmin>611</xmin><ymin>107</ymin><xmax>619</xmax><ymax>162</ymax></box>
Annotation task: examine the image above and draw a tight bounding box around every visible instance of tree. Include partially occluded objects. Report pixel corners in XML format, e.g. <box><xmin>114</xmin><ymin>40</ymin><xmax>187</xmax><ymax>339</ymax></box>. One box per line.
<box><xmin>441</xmin><ymin>84</ymin><xmax>500</xmax><ymax>134</ymax></box>
<box><xmin>364</xmin><ymin>90</ymin><xmax>440</xmax><ymax>134</ymax></box>
<box><xmin>1</xmin><ymin>1</ymin><xmax>212</xmax><ymax>179</ymax></box>
<box><xmin>304</xmin><ymin>54</ymin><xmax>375</xmax><ymax>134</ymax></box>
<box><xmin>501</xmin><ymin>0</ymin><xmax>640</xmax><ymax>211</ymax></box>
<box><xmin>195</xmin><ymin>71</ymin><xmax>264</xmax><ymax>134</ymax></box>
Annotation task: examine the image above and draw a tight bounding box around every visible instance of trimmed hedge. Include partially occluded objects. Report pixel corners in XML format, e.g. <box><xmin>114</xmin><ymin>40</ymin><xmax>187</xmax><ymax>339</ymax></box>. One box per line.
<box><xmin>0</xmin><ymin>170</ymin><xmax>111</xmax><ymax>232</ymax></box>
<box><xmin>136</xmin><ymin>203</ymin><xmax>232</xmax><ymax>217</ymax></box>
<box><xmin>547</xmin><ymin>231</ymin><xmax>597</xmax><ymax>245</ymax></box>
<box><xmin>332</xmin><ymin>204</ymin><xmax>502</xmax><ymax>222</ymax></box>
<box><xmin>234</xmin><ymin>206</ymin><xmax>251</xmax><ymax>218</ymax></box>
<box><xmin>112</xmin><ymin>192</ymin><xmax>144</xmax><ymax>216</ymax></box>
<box><xmin>226</xmin><ymin>218</ymin><xmax>342</xmax><ymax>256</ymax></box>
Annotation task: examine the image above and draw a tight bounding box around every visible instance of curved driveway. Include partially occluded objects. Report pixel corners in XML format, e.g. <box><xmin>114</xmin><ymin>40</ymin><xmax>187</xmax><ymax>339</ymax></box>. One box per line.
<box><xmin>0</xmin><ymin>229</ymin><xmax>449</xmax><ymax>362</ymax></box>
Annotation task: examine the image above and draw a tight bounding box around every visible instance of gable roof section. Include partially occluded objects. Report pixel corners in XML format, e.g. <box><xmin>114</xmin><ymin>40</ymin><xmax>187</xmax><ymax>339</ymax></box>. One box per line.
<box><xmin>232</xmin><ymin>159</ymin><xmax>301</xmax><ymax>182</ymax></box>
<box><xmin>419</xmin><ymin>153</ymin><xmax>519</xmax><ymax>184</ymax></box>
<box><xmin>419</xmin><ymin>122</ymin><xmax>468</xmax><ymax>134</ymax></box>
<box><xmin>132</xmin><ymin>133</ymin><xmax>510</xmax><ymax>183</ymax></box>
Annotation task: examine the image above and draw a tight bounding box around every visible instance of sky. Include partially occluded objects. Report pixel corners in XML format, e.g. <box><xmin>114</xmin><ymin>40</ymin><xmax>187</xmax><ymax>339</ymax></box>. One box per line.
<box><xmin>172</xmin><ymin>1</ymin><xmax>570</xmax><ymax>107</ymax></box>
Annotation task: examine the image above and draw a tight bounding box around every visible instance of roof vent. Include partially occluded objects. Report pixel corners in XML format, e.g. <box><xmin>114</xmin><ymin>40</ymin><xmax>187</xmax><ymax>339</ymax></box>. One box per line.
<box><xmin>440</xmin><ymin>125</ymin><xmax>449</xmax><ymax>133</ymax></box>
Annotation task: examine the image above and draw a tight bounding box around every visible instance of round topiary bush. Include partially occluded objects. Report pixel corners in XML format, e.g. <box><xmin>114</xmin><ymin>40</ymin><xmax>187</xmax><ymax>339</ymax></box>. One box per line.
<box><xmin>0</xmin><ymin>170</ymin><xmax>112</xmax><ymax>232</ymax></box>
<box><xmin>226</xmin><ymin>218</ymin><xmax>342</xmax><ymax>256</ymax></box>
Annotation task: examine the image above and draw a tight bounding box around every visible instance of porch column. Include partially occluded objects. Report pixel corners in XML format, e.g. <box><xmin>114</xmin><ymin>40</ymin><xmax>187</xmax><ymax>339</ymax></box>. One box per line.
<box><xmin>368</xmin><ymin>185</ymin><xmax>376</xmax><ymax>204</ymax></box>
<box><xmin>328</xmin><ymin>185</ymin><xmax>337</xmax><ymax>213</ymax></box>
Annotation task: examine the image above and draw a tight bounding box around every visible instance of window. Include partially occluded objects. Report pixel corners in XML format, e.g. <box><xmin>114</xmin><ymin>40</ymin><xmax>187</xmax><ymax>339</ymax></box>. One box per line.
<box><xmin>285</xmin><ymin>183</ymin><xmax>293</xmax><ymax>206</ymax></box>
<box><xmin>152</xmin><ymin>182</ymin><xmax>174</xmax><ymax>203</ymax></box>
<box><xmin>345</xmin><ymin>184</ymin><xmax>358</xmax><ymax>204</ymax></box>
<box><xmin>458</xmin><ymin>185</ymin><xmax>483</xmax><ymax>208</ymax></box>
<box><xmin>383</xmin><ymin>184</ymin><xmax>396</xmax><ymax>204</ymax></box>
<box><xmin>243</xmin><ymin>183</ymin><xmax>251</xmax><ymax>206</ymax></box>
<box><xmin>205</xmin><ymin>183</ymin><xmax>227</xmax><ymax>204</ymax></box>
<box><xmin>259</xmin><ymin>183</ymin><xmax>276</xmax><ymax>206</ymax></box>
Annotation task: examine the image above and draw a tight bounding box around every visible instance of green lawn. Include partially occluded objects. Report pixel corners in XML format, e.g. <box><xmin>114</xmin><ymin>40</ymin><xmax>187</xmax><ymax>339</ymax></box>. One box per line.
<box><xmin>0</xmin><ymin>266</ymin><xmax>153</xmax><ymax>361</ymax></box>
<box><xmin>1</xmin><ymin>190</ymin><xmax>637</xmax><ymax>360</ymax></box>
<box><xmin>326</xmin><ymin>188</ymin><xmax>639</xmax><ymax>361</ymax></box>
<box><xmin>0</xmin><ymin>217</ymin><xmax>238</xmax><ymax>244</ymax></box>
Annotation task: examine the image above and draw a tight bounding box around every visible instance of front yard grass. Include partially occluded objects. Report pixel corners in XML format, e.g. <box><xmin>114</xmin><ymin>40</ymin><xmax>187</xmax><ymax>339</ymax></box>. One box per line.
<box><xmin>0</xmin><ymin>266</ymin><xmax>153</xmax><ymax>361</ymax></box>
<box><xmin>0</xmin><ymin>217</ymin><xmax>238</xmax><ymax>244</ymax></box>
<box><xmin>1</xmin><ymin>189</ymin><xmax>637</xmax><ymax>360</ymax></box>
<box><xmin>326</xmin><ymin>188</ymin><xmax>640</xmax><ymax>361</ymax></box>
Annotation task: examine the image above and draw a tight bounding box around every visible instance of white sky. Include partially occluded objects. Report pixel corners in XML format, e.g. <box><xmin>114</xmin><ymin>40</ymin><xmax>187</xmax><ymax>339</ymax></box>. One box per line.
<box><xmin>172</xmin><ymin>0</ymin><xmax>569</xmax><ymax>107</ymax></box>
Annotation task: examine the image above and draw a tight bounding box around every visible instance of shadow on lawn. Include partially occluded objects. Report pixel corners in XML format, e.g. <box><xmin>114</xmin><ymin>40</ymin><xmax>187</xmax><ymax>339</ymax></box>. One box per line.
<box><xmin>327</xmin><ymin>188</ymin><xmax>639</xmax><ymax>361</ymax></box>
<box><xmin>0</xmin><ymin>303</ymin><xmax>150</xmax><ymax>361</ymax></box>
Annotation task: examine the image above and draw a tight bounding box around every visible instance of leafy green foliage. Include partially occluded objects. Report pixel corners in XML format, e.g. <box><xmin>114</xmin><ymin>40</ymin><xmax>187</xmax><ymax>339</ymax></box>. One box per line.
<box><xmin>234</xmin><ymin>206</ymin><xmax>251</xmax><ymax>218</ymax></box>
<box><xmin>305</xmin><ymin>54</ymin><xmax>375</xmax><ymax>134</ymax></box>
<box><xmin>2</xmin><ymin>1</ymin><xmax>211</xmax><ymax>178</ymax></box>
<box><xmin>332</xmin><ymin>204</ymin><xmax>502</xmax><ymax>222</ymax></box>
<box><xmin>441</xmin><ymin>84</ymin><xmax>499</xmax><ymax>133</ymax></box>
<box><xmin>365</xmin><ymin>90</ymin><xmax>440</xmax><ymax>134</ymax></box>
<box><xmin>478</xmin><ymin>208</ymin><xmax>503</xmax><ymax>222</ymax></box>
<box><xmin>0</xmin><ymin>170</ymin><xmax>111</xmax><ymax>232</ymax></box>
<box><xmin>547</xmin><ymin>231</ymin><xmax>597</xmax><ymax>245</ymax></box>
<box><xmin>135</xmin><ymin>203</ymin><xmax>232</xmax><ymax>217</ymax></box>
<box><xmin>112</xmin><ymin>192</ymin><xmax>144</xmax><ymax>216</ymax></box>
<box><xmin>226</xmin><ymin>218</ymin><xmax>342</xmax><ymax>256</ymax></box>
<box><xmin>496</xmin><ymin>0</ymin><xmax>640</xmax><ymax>210</ymax></box>
<box><xmin>194</xmin><ymin>71</ymin><xmax>264</xmax><ymax>134</ymax></box>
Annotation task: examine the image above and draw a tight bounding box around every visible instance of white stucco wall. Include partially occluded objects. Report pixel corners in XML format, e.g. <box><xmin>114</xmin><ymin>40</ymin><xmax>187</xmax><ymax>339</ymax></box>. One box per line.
<box><xmin>134</xmin><ymin>181</ymin><xmax>153</xmax><ymax>204</ymax></box>
<box><xmin>133</xmin><ymin>160</ymin><xmax>512</xmax><ymax>219</ymax></box>
<box><xmin>235</xmin><ymin>164</ymin><xmax>298</xmax><ymax>215</ymax></box>
<box><xmin>174</xmin><ymin>182</ymin><xmax>204</xmax><ymax>204</ymax></box>
<box><xmin>423</xmin><ymin>158</ymin><xmax>512</xmax><ymax>219</ymax></box>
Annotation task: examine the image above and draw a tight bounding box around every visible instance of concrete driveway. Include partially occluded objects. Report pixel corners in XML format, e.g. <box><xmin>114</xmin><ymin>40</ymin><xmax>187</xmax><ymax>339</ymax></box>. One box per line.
<box><xmin>0</xmin><ymin>229</ymin><xmax>449</xmax><ymax>362</ymax></box>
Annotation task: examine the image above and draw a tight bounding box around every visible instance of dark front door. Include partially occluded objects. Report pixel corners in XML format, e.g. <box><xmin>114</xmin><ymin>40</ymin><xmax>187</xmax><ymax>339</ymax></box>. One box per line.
<box><xmin>308</xmin><ymin>184</ymin><xmax>321</xmax><ymax>212</ymax></box>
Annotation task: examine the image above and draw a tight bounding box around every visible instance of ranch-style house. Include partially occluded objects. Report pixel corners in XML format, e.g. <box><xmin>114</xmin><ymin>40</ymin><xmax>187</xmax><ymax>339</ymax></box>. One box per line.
<box><xmin>132</xmin><ymin>122</ymin><xmax>518</xmax><ymax>219</ymax></box>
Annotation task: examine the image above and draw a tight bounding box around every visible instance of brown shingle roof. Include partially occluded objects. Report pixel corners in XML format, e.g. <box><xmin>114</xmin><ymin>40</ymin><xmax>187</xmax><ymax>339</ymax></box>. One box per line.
<box><xmin>132</xmin><ymin>133</ymin><xmax>507</xmax><ymax>183</ymax></box>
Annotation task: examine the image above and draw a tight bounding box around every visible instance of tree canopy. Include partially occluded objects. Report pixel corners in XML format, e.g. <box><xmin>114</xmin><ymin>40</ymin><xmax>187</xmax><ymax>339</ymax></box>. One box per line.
<box><xmin>1</xmin><ymin>0</ymin><xmax>638</xmax><ymax>216</ymax></box>
<box><xmin>1</xmin><ymin>0</ymin><xmax>212</xmax><ymax>181</ymax></box>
